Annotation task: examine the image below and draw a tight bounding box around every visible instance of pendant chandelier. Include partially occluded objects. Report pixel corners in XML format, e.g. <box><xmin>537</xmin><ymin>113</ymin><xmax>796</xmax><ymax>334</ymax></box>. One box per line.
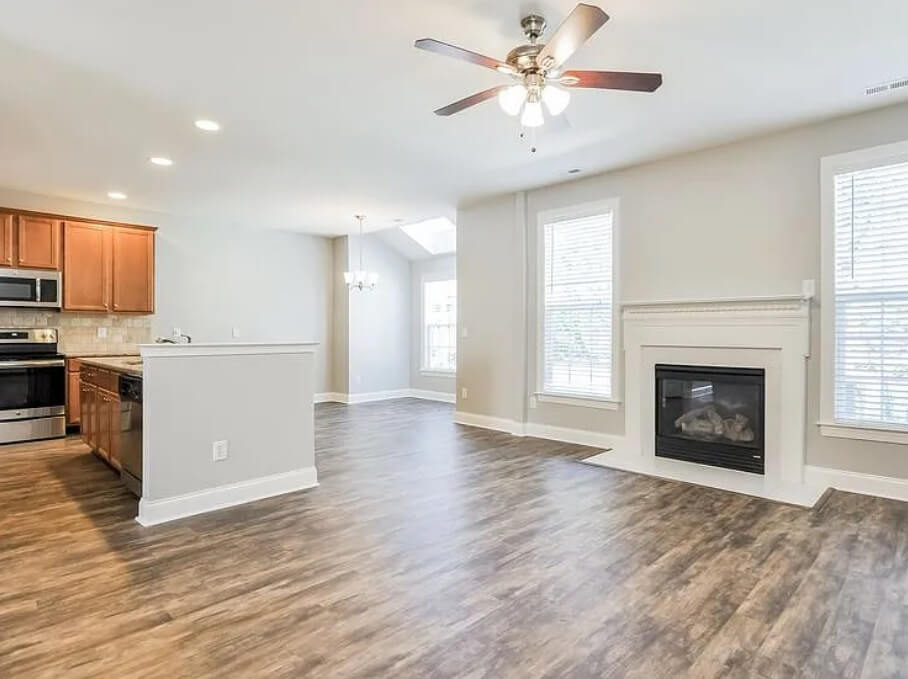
<box><xmin>343</xmin><ymin>214</ymin><xmax>378</xmax><ymax>291</ymax></box>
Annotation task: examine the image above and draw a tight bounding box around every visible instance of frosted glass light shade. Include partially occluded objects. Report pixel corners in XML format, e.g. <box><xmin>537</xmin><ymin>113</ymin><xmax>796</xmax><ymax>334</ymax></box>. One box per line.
<box><xmin>498</xmin><ymin>85</ymin><xmax>528</xmax><ymax>116</ymax></box>
<box><xmin>542</xmin><ymin>86</ymin><xmax>570</xmax><ymax>115</ymax></box>
<box><xmin>521</xmin><ymin>100</ymin><xmax>544</xmax><ymax>127</ymax></box>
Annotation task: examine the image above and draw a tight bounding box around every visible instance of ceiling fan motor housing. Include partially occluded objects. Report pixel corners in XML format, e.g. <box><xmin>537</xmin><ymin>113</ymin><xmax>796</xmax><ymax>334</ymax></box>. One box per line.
<box><xmin>506</xmin><ymin>43</ymin><xmax>544</xmax><ymax>73</ymax></box>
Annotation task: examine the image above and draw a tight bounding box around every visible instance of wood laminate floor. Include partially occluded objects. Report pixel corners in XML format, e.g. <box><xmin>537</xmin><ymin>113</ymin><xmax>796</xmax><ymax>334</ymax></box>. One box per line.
<box><xmin>2</xmin><ymin>399</ymin><xmax>907</xmax><ymax>678</ymax></box>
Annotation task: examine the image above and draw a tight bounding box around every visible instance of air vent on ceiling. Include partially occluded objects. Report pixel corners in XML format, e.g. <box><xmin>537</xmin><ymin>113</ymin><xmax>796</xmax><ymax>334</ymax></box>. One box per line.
<box><xmin>866</xmin><ymin>77</ymin><xmax>908</xmax><ymax>97</ymax></box>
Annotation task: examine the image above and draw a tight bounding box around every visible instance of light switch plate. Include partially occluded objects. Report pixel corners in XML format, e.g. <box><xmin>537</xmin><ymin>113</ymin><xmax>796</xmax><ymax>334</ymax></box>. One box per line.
<box><xmin>801</xmin><ymin>279</ymin><xmax>816</xmax><ymax>299</ymax></box>
<box><xmin>461</xmin><ymin>387</ymin><xmax>468</xmax><ymax>399</ymax></box>
<box><xmin>212</xmin><ymin>440</ymin><xmax>229</xmax><ymax>461</ymax></box>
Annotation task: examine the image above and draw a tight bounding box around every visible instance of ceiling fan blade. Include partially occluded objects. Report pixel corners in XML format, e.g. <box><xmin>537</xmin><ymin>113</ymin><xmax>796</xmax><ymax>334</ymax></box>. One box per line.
<box><xmin>561</xmin><ymin>70</ymin><xmax>663</xmax><ymax>92</ymax></box>
<box><xmin>536</xmin><ymin>4</ymin><xmax>609</xmax><ymax>71</ymax></box>
<box><xmin>434</xmin><ymin>87</ymin><xmax>505</xmax><ymax>116</ymax></box>
<box><xmin>415</xmin><ymin>38</ymin><xmax>513</xmax><ymax>73</ymax></box>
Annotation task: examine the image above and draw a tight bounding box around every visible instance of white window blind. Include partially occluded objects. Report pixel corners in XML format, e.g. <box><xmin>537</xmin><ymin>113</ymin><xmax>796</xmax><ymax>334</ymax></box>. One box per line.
<box><xmin>423</xmin><ymin>279</ymin><xmax>457</xmax><ymax>372</ymax></box>
<box><xmin>834</xmin><ymin>160</ymin><xmax>908</xmax><ymax>427</ymax></box>
<box><xmin>542</xmin><ymin>211</ymin><xmax>614</xmax><ymax>398</ymax></box>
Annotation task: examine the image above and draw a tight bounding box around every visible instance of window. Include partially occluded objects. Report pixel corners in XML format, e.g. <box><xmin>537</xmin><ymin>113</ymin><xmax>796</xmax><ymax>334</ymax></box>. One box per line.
<box><xmin>422</xmin><ymin>279</ymin><xmax>456</xmax><ymax>373</ymax></box>
<box><xmin>821</xmin><ymin>140</ymin><xmax>908</xmax><ymax>442</ymax></box>
<box><xmin>539</xmin><ymin>202</ymin><xmax>617</xmax><ymax>403</ymax></box>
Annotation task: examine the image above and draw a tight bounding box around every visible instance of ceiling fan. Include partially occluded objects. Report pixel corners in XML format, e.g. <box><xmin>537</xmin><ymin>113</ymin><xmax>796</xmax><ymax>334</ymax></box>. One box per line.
<box><xmin>414</xmin><ymin>3</ymin><xmax>662</xmax><ymax>128</ymax></box>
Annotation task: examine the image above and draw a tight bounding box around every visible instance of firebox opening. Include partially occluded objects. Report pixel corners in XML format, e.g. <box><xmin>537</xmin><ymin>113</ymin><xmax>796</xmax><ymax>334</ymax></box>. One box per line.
<box><xmin>655</xmin><ymin>364</ymin><xmax>765</xmax><ymax>475</ymax></box>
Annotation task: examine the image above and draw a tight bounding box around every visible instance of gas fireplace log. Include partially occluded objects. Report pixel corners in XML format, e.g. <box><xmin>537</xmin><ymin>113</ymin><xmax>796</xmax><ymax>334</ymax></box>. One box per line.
<box><xmin>674</xmin><ymin>405</ymin><xmax>754</xmax><ymax>442</ymax></box>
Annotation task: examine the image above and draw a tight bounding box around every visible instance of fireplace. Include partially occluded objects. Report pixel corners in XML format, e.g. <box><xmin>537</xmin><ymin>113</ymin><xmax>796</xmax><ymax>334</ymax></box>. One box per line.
<box><xmin>655</xmin><ymin>364</ymin><xmax>765</xmax><ymax>474</ymax></box>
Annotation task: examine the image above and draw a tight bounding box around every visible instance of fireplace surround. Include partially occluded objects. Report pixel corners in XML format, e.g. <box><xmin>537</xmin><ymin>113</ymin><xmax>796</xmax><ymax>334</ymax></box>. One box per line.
<box><xmin>584</xmin><ymin>295</ymin><xmax>824</xmax><ymax>507</ymax></box>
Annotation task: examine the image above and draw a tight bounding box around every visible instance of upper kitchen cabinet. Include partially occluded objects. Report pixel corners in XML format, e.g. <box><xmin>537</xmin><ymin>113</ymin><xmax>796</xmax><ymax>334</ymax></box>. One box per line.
<box><xmin>0</xmin><ymin>213</ymin><xmax>14</xmax><ymax>267</ymax></box>
<box><xmin>63</xmin><ymin>221</ymin><xmax>110</xmax><ymax>311</ymax></box>
<box><xmin>112</xmin><ymin>227</ymin><xmax>154</xmax><ymax>313</ymax></box>
<box><xmin>63</xmin><ymin>221</ymin><xmax>155</xmax><ymax>313</ymax></box>
<box><xmin>16</xmin><ymin>215</ymin><xmax>61</xmax><ymax>270</ymax></box>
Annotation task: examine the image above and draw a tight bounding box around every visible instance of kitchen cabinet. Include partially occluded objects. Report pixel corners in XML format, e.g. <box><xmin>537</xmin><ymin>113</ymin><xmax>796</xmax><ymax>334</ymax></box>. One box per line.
<box><xmin>106</xmin><ymin>391</ymin><xmax>122</xmax><ymax>469</ymax></box>
<box><xmin>16</xmin><ymin>216</ymin><xmax>61</xmax><ymax>270</ymax></box>
<box><xmin>63</xmin><ymin>221</ymin><xmax>110</xmax><ymax>311</ymax></box>
<box><xmin>80</xmin><ymin>364</ymin><xmax>127</xmax><ymax>470</ymax></box>
<box><xmin>97</xmin><ymin>391</ymin><xmax>111</xmax><ymax>463</ymax></box>
<box><xmin>0</xmin><ymin>213</ymin><xmax>14</xmax><ymax>267</ymax></box>
<box><xmin>112</xmin><ymin>227</ymin><xmax>154</xmax><ymax>312</ymax></box>
<box><xmin>0</xmin><ymin>213</ymin><xmax>62</xmax><ymax>271</ymax></box>
<box><xmin>66</xmin><ymin>359</ymin><xmax>81</xmax><ymax>426</ymax></box>
<box><xmin>80</xmin><ymin>377</ymin><xmax>97</xmax><ymax>451</ymax></box>
<box><xmin>63</xmin><ymin>221</ymin><xmax>154</xmax><ymax>313</ymax></box>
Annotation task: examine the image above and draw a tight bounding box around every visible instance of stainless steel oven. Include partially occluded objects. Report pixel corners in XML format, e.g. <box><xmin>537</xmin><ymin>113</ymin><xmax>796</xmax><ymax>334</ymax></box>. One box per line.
<box><xmin>0</xmin><ymin>329</ymin><xmax>65</xmax><ymax>444</ymax></box>
<box><xmin>0</xmin><ymin>268</ymin><xmax>62</xmax><ymax>308</ymax></box>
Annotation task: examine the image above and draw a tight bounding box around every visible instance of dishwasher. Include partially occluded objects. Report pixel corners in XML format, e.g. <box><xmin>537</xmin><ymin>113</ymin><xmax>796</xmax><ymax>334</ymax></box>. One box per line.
<box><xmin>118</xmin><ymin>375</ymin><xmax>143</xmax><ymax>497</ymax></box>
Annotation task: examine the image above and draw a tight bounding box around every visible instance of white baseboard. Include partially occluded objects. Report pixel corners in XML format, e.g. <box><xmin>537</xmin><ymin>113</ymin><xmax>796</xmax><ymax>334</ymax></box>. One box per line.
<box><xmin>318</xmin><ymin>389</ymin><xmax>456</xmax><ymax>405</ymax></box>
<box><xmin>523</xmin><ymin>422</ymin><xmax>624</xmax><ymax>450</ymax></box>
<box><xmin>409</xmin><ymin>389</ymin><xmax>456</xmax><ymax>404</ymax></box>
<box><xmin>453</xmin><ymin>411</ymin><xmax>624</xmax><ymax>448</ymax></box>
<box><xmin>136</xmin><ymin>467</ymin><xmax>319</xmax><ymax>527</ymax></box>
<box><xmin>454</xmin><ymin>411</ymin><xmax>525</xmax><ymax>436</ymax></box>
<box><xmin>805</xmin><ymin>465</ymin><xmax>908</xmax><ymax>503</ymax></box>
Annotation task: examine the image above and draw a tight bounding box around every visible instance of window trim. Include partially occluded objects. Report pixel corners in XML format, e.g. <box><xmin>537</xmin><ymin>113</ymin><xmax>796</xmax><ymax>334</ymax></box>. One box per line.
<box><xmin>535</xmin><ymin>198</ymin><xmax>621</xmax><ymax>407</ymax></box>
<box><xmin>420</xmin><ymin>274</ymin><xmax>457</xmax><ymax>375</ymax></box>
<box><xmin>820</xmin><ymin>139</ymin><xmax>908</xmax><ymax>443</ymax></box>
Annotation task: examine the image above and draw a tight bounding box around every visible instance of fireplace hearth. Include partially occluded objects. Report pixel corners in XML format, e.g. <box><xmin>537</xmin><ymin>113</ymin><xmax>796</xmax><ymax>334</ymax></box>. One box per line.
<box><xmin>655</xmin><ymin>364</ymin><xmax>765</xmax><ymax>474</ymax></box>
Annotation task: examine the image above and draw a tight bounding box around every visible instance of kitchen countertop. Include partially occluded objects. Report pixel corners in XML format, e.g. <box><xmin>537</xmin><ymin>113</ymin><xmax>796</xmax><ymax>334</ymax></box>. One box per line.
<box><xmin>78</xmin><ymin>356</ymin><xmax>143</xmax><ymax>377</ymax></box>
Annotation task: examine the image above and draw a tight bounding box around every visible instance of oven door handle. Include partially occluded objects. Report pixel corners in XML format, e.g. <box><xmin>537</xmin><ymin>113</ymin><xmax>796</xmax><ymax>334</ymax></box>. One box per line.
<box><xmin>0</xmin><ymin>359</ymin><xmax>65</xmax><ymax>369</ymax></box>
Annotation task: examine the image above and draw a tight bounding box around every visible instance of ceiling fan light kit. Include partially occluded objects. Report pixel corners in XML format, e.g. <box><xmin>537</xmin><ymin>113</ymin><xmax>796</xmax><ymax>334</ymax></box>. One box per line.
<box><xmin>414</xmin><ymin>3</ymin><xmax>662</xmax><ymax>134</ymax></box>
<box><xmin>498</xmin><ymin>85</ymin><xmax>528</xmax><ymax>116</ymax></box>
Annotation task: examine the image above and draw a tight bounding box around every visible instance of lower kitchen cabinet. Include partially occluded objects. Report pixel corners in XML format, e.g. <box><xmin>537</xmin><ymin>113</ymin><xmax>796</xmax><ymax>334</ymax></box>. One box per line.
<box><xmin>80</xmin><ymin>367</ymin><xmax>122</xmax><ymax>469</ymax></box>
<box><xmin>66</xmin><ymin>359</ymin><xmax>81</xmax><ymax>426</ymax></box>
<box><xmin>79</xmin><ymin>378</ymin><xmax>97</xmax><ymax>452</ymax></box>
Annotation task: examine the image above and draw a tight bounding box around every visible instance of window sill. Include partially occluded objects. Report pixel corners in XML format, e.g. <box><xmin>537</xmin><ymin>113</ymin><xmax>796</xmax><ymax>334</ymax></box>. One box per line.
<box><xmin>534</xmin><ymin>392</ymin><xmax>621</xmax><ymax>411</ymax></box>
<box><xmin>420</xmin><ymin>370</ymin><xmax>455</xmax><ymax>378</ymax></box>
<box><xmin>818</xmin><ymin>421</ymin><xmax>908</xmax><ymax>445</ymax></box>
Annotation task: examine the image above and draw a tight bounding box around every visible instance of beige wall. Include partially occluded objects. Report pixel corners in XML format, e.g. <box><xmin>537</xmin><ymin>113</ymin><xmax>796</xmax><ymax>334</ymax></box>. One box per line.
<box><xmin>332</xmin><ymin>233</ymin><xmax>411</xmax><ymax>396</ymax></box>
<box><xmin>331</xmin><ymin>236</ymin><xmax>349</xmax><ymax>394</ymax></box>
<box><xmin>458</xmin><ymin>100</ymin><xmax>908</xmax><ymax>478</ymax></box>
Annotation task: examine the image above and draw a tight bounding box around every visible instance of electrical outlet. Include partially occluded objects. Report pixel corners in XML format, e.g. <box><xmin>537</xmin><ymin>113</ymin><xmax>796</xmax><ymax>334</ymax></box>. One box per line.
<box><xmin>529</xmin><ymin>396</ymin><xmax>537</xmax><ymax>409</ymax></box>
<box><xmin>461</xmin><ymin>387</ymin><xmax>468</xmax><ymax>400</ymax></box>
<box><xmin>232</xmin><ymin>327</ymin><xmax>241</xmax><ymax>338</ymax></box>
<box><xmin>96</xmin><ymin>327</ymin><xmax>108</xmax><ymax>339</ymax></box>
<box><xmin>461</xmin><ymin>326</ymin><xmax>469</xmax><ymax>339</ymax></box>
<box><xmin>212</xmin><ymin>440</ymin><xmax>229</xmax><ymax>461</ymax></box>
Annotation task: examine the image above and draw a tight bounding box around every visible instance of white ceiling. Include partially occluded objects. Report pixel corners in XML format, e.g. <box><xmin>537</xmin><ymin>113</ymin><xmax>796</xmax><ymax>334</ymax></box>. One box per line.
<box><xmin>0</xmin><ymin>1</ymin><xmax>907</xmax><ymax>236</ymax></box>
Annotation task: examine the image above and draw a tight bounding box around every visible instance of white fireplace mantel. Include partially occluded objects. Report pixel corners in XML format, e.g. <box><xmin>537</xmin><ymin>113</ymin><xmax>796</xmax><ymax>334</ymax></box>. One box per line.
<box><xmin>586</xmin><ymin>295</ymin><xmax>825</xmax><ymax>507</ymax></box>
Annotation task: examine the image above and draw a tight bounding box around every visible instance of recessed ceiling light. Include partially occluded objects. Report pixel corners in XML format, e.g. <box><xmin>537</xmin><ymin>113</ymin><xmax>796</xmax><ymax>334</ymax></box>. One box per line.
<box><xmin>149</xmin><ymin>156</ymin><xmax>173</xmax><ymax>167</ymax></box>
<box><xmin>194</xmin><ymin>119</ymin><xmax>221</xmax><ymax>132</ymax></box>
<box><xmin>393</xmin><ymin>218</ymin><xmax>404</xmax><ymax>223</ymax></box>
<box><xmin>568</xmin><ymin>168</ymin><xmax>581</xmax><ymax>174</ymax></box>
<box><xmin>107</xmin><ymin>191</ymin><xmax>127</xmax><ymax>200</ymax></box>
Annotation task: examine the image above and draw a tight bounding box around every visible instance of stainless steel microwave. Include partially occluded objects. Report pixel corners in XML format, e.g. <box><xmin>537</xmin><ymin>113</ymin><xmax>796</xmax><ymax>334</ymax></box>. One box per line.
<box><xmin>0</xmin><ymin>268</ymin><xmax>61</xmax><ymax>308</ymax></box>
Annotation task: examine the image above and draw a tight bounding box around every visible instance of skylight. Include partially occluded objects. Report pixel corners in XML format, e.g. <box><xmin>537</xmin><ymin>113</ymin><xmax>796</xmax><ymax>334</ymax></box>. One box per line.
<box><xmin>400</xmin><ymin>217</ymin><xmax>456</xmax><ymax>255</ymax></box>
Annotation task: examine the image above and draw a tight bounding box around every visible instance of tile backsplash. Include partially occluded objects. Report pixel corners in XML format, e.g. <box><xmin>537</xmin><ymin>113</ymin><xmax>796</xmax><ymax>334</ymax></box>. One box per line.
<box><xmin>0</xmin><ymin>310</ymin><xmax>152</xmax><ymax>355</ymax></box>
